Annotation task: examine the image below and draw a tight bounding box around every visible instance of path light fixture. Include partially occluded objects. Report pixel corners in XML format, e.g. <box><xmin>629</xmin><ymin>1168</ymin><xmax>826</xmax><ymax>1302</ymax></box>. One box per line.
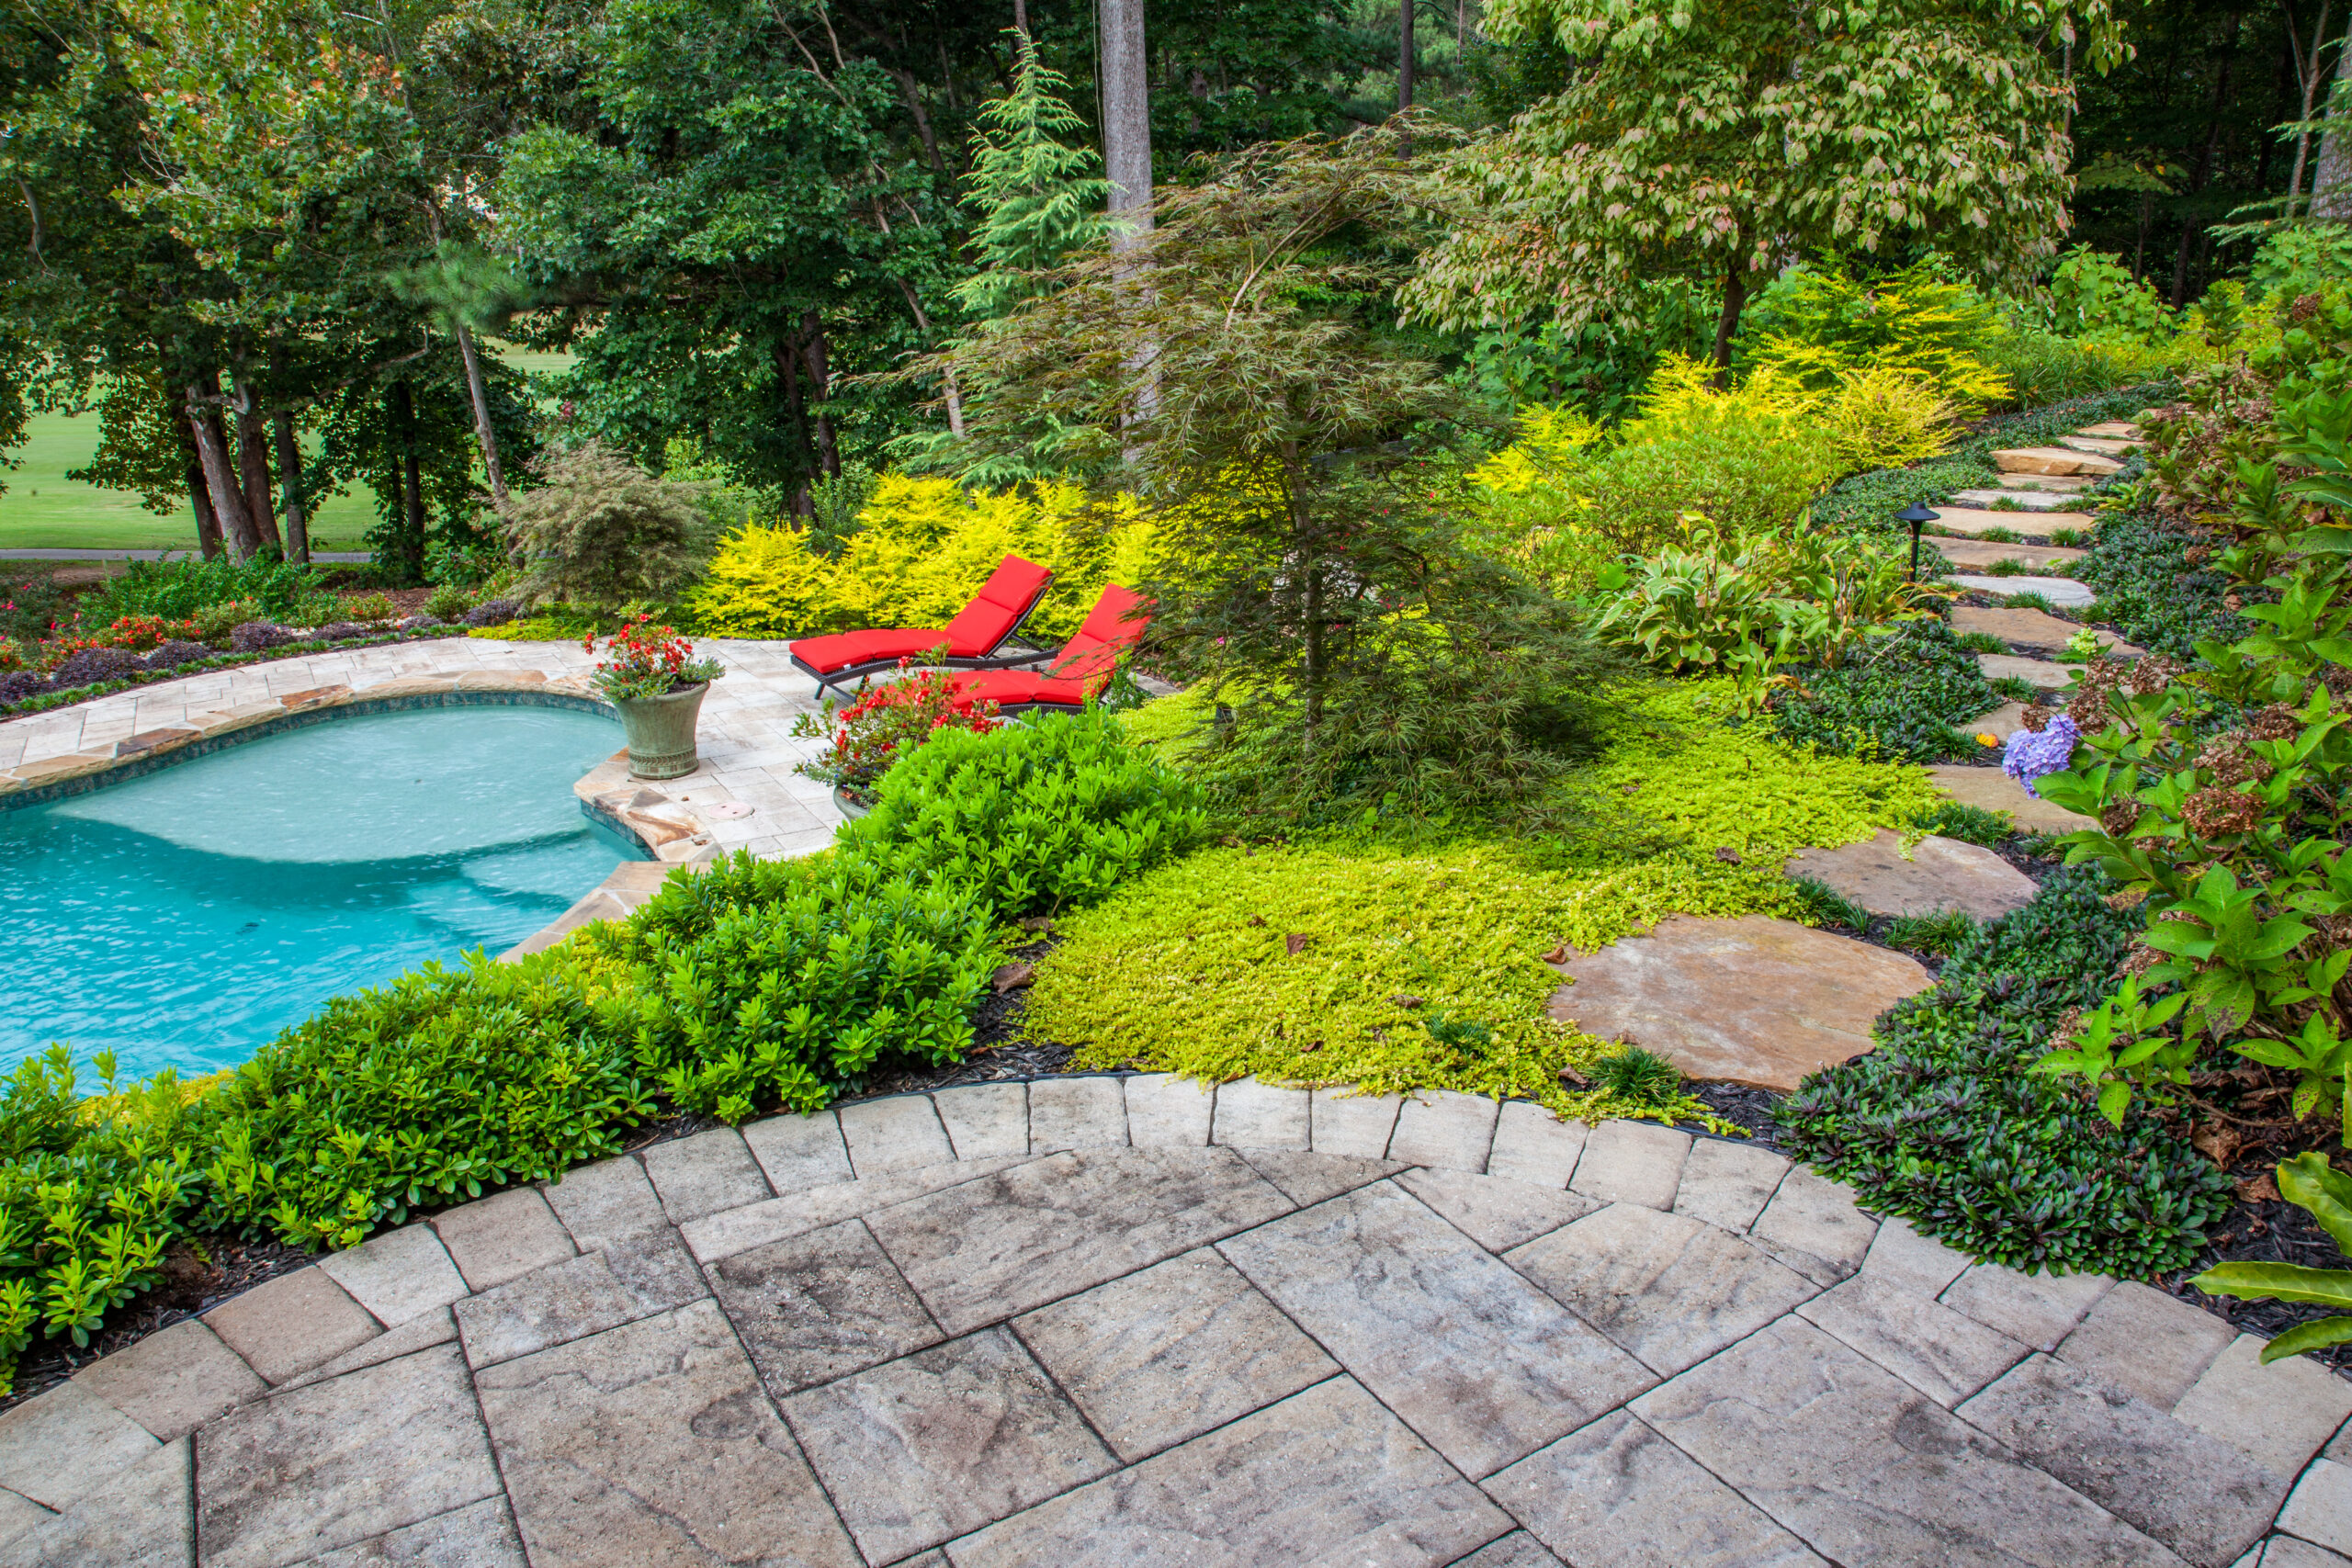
<box><xmin>1897</xmin><ymin>501</ymin><xmax>1940</xmax><ymax>583</ymax></box>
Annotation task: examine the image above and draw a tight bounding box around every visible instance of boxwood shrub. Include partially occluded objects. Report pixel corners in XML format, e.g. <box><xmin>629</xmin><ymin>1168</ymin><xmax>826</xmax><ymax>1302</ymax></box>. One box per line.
<box><xmin>1778</xmin><ymin>866</ymin><xmax>2233</xmax><ymax>1277</ymax></box>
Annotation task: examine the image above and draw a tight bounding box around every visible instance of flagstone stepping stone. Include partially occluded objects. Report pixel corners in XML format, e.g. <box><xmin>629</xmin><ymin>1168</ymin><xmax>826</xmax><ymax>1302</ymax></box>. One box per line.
<box><xmin>2077</xmin><ymin>420</ymin><xmax>2143</xmax><ymax>439</ymax></box>
<box><xmin>1928</xmin><ymin>764</ymin><xmax>2095</xmax><ymax>834</ymax></box>
<box><xmin>1933</xmin><ymin>538</ymin><xmax>2085</xmax><ymax>571</ymax></box>
<box><xmin>2061</xmin><ymin>434</ymin><xmax>2141</xmax><ymax>457</ymax></box>
<box><xmin>1978</xmin><ymin>652</ymin><xmax>2075</xmax><ymax>692</ymax></box>
<box><xmin>1545</xmin><ymin>915</ymin><xmax>1933</xmax><ymax>1092</ymax></box>
<box><xmin>1998</xmin><ymin>469</ymin><xmax>2095</xmax><ymax>489</ymax></box>
<box><xmin>1949</xmin><ymin>490</ymin><xmax>2096</xmax><ymax>513</ymax></box>
<box><xmin>1995</xmin><ymin>445</ymin><xmax>2124</xmax><ymax>477</ymax></box>
<box><xmin>1955</xmin><ymin>574</ymin><xmax>2096</xmax><ymax>608</ymax></box>
<box><xmin>1952</xmin><ymin>606</ymin><xmax>2142</xmax><ymax>656</ymax></box>
<box><xmin>1784</xmin><ymin>829</ymin><xmax>2039</xmax><ymax>920</ymax></box>
<box><xmin>1931</xmin><ymin>505</ymin><xmax>2098</xmax><ymax>534</ymax></box>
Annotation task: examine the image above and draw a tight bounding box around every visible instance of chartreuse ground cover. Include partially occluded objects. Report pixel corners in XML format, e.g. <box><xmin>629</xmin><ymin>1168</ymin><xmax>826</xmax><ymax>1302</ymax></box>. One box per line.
<box><xmin>1031</xmin><ymin>680</ymin><xmax>1943</xmax><ymax>1129</ymax></box>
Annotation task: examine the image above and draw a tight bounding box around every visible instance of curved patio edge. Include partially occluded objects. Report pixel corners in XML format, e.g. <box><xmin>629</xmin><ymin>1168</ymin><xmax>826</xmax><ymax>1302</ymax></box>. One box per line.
<box><xmin>4</xmin><ymin>1074</ymin><xmax>2333</xmax><ymax>1568</ymax></box>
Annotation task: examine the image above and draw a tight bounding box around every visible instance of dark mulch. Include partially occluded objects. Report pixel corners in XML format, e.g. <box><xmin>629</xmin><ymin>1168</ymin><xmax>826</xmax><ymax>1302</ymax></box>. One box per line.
<box><xmin>2</xmin><ymin>1235</ymin><xmax>313</xmax><ymax>1412</ymax></box>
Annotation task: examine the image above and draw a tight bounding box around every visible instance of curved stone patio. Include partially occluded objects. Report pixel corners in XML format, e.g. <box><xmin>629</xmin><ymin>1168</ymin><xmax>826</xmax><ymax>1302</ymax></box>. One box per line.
<box><xmin>5</xmin><ymin>1077</ymin><xmax>2348</xmax><ymax>1568</ymax></box>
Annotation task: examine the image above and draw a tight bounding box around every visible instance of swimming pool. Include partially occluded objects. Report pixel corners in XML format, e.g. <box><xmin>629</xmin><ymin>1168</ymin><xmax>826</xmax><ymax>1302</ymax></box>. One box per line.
<box><xmin>0</xmin><ymin>702</ymin><xmax>647</xmax><ymax>1078</ymax></box>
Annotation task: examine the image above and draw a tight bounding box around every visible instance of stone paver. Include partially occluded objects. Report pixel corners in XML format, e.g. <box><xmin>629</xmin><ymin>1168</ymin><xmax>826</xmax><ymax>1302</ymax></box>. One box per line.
<box><xmin>198</xmin><ymin>1346</ymin><xmax>502</xmax><ymax>1568</ymax></box>
<box><xmin>840</xmin><ymin>1094</ymin><xmax>956</xmax><ymax>1173</ymax></box>
<box><xmin>2057</xmin><ymin>1280</ymin><xmax>2238</xmax><ymax>1411</ymax></box>
<box><xmin>1634</xmin><ymin>1318</ymin><xmax>2184</xmax><ymax>1566</ymax></box>
<box><xmin>0</xmin><ymin>1435</ymin><xmax>190</xmax><ymax>1568</ymax></box>
<box><xmin>73</xmin><ymin>1318</ymin><xmax>266</xmax><ymax>1441</ymax></box>
<box><xmin>1935</xmin><ymin>537</ymin><xmax>2086</xmax><ymax>570</ymax></box>
<box><xmin>316</xmin><ymin>1222</ymin><xmax>469</xmax><ymax>1327</ymax></box>
<box><xmin>1485</xmin><ymin>1100</ymin><xmax>1587</xmax><ymax>1188</ymax></box>
<box><xmin>1784</xmin><ymin>829</ymin><xmax>2040</xmax><ymax>919</ymax></box>
<box><xmin>1963</xmin><ymin>575</ymin><xmax>2098</xmax><ymax>608</ymax></box>
<box><xmin>708</xmin><ymin>1218</ymin><xmax>941</xmax><ymax>1395</ymax></box>
<box><xmin>1222</xmin><ymin>1182</ymin><xmax>1655</xmax><ymax>1477</ymax></box>
<box><xmin>1014</xmin><ymin>1247</ymin><xmax>1337</xmax><ymax>1462</ymax></box>
<box><xmin>932</xmin><ymin>1083</ymin><xmax>1030</xmax><ymax>1159</ymax></box>
<box><xmin>1124</xmin><ymin>1072</ymin><xmax>1216</xmax><ymax>1146</ymax></box>
<box><xmin>1552</xmin><ymin>916</ymin><xmax>1934</xmax><ymax>1092</ymax></box>
<box><xmin>741</xmin><ymin>1110</ymin><xmax>856</xmax><ymax>1192</ymax></box>
<box><xmin>475</xmin><ymin>1300</ymin><xmax>858</xmax><ymax>1567</ymax></box>
<box><xmin>1672</xmin><ymin>1137</ymin><xmax>1788</xmax><ymax>1232</ymax></box>
<box><xmin>1485</xmin><ymin>1412</ymin><xmax>1826</xmax><ymax>1567</ymax></box>
<box><xmin>943</xmin><ymin>1377</ymin><xmax>1512</xmax><ymax>1568</ymax></box>
<box><xmin>1928</xmin><ymin>762</ymin><xmax>2098</xmax><ymax>834</ymax></box>
<box><xmin>1995</xmin><ymin>445</ymin><xmax>2124</xmax><ymax>476</ymax></box>
<box><xmin>51</xmin><ymin>1113</ymin><xmax>2326</xmax><ymax>1568</ymax></box>
<box><xmin>1954</xmin><ymin>604</ymin><xmax>2143</xmax><ymax>656</ymax></box>
<box><xmin>1958</xmin><ymin>1353</ymin><xmax>2282</xmax><ymax>1566</ymax></box>
<box><xmin>1981</xmin><ymin>650</ymin><xmax>2082</xmax><ymax>689</ymax></box>
<box><xmin>782</xmin><ymin>1326</ymin><xmax>1114</xmax><ymax>1562</ymax></box>
<box><xmin>1029</xmin><ymin>1076</ymin><xmax>1130</xmax><ymax>1152</ymax></box>
<box><xmin>637</xmin><ymin>1125</ymin><xmax>770</xmax><ymax>1222</ymax></box>
<box><xmin>1510</xmin><ymin>1203</ymin><xmax>1817</xmax><ymax>1377</ymax></box>
<box><xmin>1211</xmin><ymin>1076</ymin><xmax>1310</xmax><ymax>1149</ymax></box>
<box><xmin>202</xmin><ymin>1266</ymin><xmax>382</xmax><ymax>1385</ymax></box>
<box><xmin>1386</xmin><ymin>1089</ymin><xmax>1499</xmax><ymax>1171</ymax></box>
<box><xmin>868</xmin><ymin>1147</ymin><xmax>1291</xmax><ymax>1334</ymax></box>
<box><xmin>1567</xmin><ymin>1119</ymin><xmax>1690</xmax><ymax>1210</ymax></box>
<box><xmin>431</xmin><ymin>1189</ymin><xmax>577</xmax><ymax>1292</ymax></box>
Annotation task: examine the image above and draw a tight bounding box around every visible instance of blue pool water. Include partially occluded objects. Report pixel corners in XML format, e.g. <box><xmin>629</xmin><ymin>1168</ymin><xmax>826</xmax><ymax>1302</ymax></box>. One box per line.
<box><xmin>0</xmin><ymin>704</ymin><xmax>645</xmax><ymax>1077</ymax></box>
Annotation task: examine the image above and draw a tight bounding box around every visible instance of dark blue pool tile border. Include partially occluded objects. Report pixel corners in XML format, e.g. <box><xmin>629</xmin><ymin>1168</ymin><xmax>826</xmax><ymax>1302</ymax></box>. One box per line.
<box><xmin>0</xmin><ymin>690</ymin><xmax>619</xmax><ymax>814</ymax></box>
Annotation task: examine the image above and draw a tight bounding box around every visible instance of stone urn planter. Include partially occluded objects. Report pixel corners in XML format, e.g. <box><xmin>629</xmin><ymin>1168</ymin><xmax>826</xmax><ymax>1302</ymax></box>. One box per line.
<box><xmin>831</xmin><ymin>784</ymin><xmax>873</xmax><ymax>821</ymax></box>
<box><xmin>615</xmin><ymin>682</ymin><xmax>710</xmax><ymax>780</ymax></box>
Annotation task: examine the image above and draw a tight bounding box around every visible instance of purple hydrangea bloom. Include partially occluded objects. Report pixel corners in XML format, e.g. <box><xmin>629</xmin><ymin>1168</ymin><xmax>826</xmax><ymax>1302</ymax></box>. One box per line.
<box><xmin>2003</xmin><ymin>714</ymin><xmax>2079</xmax><ymax>797</ymax></box>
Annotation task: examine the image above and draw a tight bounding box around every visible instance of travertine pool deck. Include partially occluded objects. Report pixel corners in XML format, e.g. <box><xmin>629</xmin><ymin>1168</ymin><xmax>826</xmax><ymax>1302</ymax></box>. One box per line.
<box><xmin>6</xmin><ymin>1077</ymin><xmax>2345</xmax><ymax>1568</ymax></box>
<box><xmin>0</xmin><ymin>633</ymin><xmax>853</xmax><ymax>865</ymax></box>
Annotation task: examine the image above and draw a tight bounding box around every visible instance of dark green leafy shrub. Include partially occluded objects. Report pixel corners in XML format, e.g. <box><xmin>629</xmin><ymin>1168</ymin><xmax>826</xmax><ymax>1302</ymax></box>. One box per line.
<box><xmin>1768</xmin><ymin>618</ymin><xmax>1999</xmax><ymax>762</ymax></box>
<box><xmin>0</xmin><ymin>1049</ymin><xmax>205</xmax><ymax>1394</ymax></box>
<box><xmin>838</xmin><ymin>709</ymin><xmax>1208</xmax><ymax>919</ymax></box>
<box><xmin>1779</xmin><ymin>867</ymin><xmax>2233</xmax><ymax>1276</ymax></box>
<box><xmin>2075</xmin><ymin>511</ymin><xmax>2246</xmax><ymax>659</ymax></box>
<box><xmin>86</xmin><ymin>553</ymin><xmax>319</xmax><ymax>623</ymax></box>
<box><xmin>590</xmin><ymin>852</ymin><xmax>999</xmax><ymax>1121</ymax></box>
<box><xmin>202</xmin><ymin>953</ymin><xmax>654</xmax><ymax>1249</ymax></box>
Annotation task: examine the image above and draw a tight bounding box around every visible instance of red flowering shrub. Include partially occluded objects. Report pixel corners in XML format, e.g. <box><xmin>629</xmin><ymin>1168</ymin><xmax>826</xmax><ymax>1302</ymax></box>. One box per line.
<box><xmin>790</xmin><ymin>660</ymin><xmax>1001</xmax><ymax>797</ymax></box>
<box><xmin>584</xmin><ymin>615</ymin><xmax>725</xmax><ymax>701</ymax></box>
<box><xmin>104</xmin><ymin>615</ymin><xmax>203</xmax><ymax>652</ymax></box>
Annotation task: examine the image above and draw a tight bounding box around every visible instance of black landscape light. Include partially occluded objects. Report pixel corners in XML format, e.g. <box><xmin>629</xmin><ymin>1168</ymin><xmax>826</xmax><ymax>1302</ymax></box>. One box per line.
<box><xmin>1897</xmin><ymin>501</ymin><xmax>1940</xmax><ymax>583</ymax></box>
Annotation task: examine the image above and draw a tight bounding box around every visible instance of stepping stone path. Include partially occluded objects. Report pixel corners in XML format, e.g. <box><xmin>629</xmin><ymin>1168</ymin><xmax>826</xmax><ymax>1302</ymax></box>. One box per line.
<box><xmin>1935</xmin><ymin>538</ymin><xmax>2086</xmax><ymax>571</ymax></box>
<box><xmin>1929</xmin><ymin>763</ymin><xmax>2096</xmax><ymax>834</ymax></box>
<box><xmin>1952</xmin><ymin>573</ymin><xmax>2097</xmax><ymax>608</ymax></box>
<box><xmin>1978</xmin><ymin>652</ymin><xmax>2078</xmax><ymax>693</ymax></box>
<box><xmin>1953</xmin><ymin>606</ymin><xmax>2142</xmax><ymax>657</ymax></box>
<box><xmin>10</xmin><ymin>1076</ymin><xmax>2346</xmax><ymax>1568</ymax></box>
<box><xmin>1785</xmin><ymin>829</ymin><xmax>2040</xmax><ymax>920</ymax></box>
<box><xmin>1547</xmin><ymin>914</ymin><xmax>1933</xmax><ymax>1092</ymax></box>
<box><xmin>1929</xmin><ymin>504</ymin><xmax>2099</xmax><ymax>533</ymax></box>
<box><xmin>1993</xmin><ymin>445</ymin><xmax>2124</xmax><ymax>478</ymax></box>
<box><xmin>1949</xmin><ymin>490</ymin><xmax>2096</xmax><ymax>512</ymax></box>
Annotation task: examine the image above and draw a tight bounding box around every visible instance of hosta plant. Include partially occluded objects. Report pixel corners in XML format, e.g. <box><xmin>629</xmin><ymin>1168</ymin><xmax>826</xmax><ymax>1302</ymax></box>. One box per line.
<box><xmin>2193</xmin><ymin>1151</ymin><xmax>2352</xmax><ymax>1362</ymax></box>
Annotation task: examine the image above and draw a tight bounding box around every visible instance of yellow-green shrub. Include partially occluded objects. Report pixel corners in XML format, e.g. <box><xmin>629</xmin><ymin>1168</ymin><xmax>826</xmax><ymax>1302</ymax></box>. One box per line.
<box><xmin>1818</xmin><ymin>367</ymin><xmax>1957</xmax><ymax>469</ymax></box>
<box><xmin>688</xmin><ymin>476</ymin><xmax>1157</xmax><ymax>641</ymax></box>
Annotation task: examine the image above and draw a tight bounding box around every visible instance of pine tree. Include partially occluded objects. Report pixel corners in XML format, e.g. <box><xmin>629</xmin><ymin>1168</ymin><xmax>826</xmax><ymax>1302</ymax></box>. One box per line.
<box><xmin>955</xmin><ymin>33</ymin><xmax>1111</xmax><ymax>320</ymax></box>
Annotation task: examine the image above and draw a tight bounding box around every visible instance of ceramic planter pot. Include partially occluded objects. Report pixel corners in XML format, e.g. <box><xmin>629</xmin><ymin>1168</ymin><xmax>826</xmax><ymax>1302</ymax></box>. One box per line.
<box><xmin>614</xmin><ymin>682</ymin><xmax>709</xmax><ymax>780</ymax></box>
<box><xmin>831</xmin><ymin>784</ymin><xmax>873</xmax><ymax>820</ymax></box>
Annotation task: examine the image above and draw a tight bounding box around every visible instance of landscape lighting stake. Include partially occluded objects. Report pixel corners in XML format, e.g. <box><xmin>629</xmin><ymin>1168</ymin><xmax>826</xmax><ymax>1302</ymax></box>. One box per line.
<box><xmin>1897</xmin><ymin>501</ymin><xmax>1940</xmax><ymax>583</ymax></box>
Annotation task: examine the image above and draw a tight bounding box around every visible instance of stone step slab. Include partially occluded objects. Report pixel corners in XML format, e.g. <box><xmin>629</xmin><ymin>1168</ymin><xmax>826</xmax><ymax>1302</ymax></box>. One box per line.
<box><xmin>1953</xmin><ymin>606</ymin><xmax>2142</xmax><ymax>657</ymax></box>
<box><xmin>1995</xmin><ymin>445</ymin><xmax>2125</xmax><ymax>477</ymax></box>
<box><xmin>1934</xmin><ymin>538</ymin><xmax>2086</xmax><ymax>571</ymax></box>
<box><xmin>1951</xmin><ymin>490</ymin><xmax>2098</xmax><ymax>513</ymax></box>
<box><xmin>1955</xmin><ymin>574</ymin><xmax>2097</xmax><ymax>608</ymax></box>
<box><xmin>1783</xmin><ymin>829</ymin><xmax>2040</xmax><ymax>919</ymax></box>
<box><xmin>1933</xmin><ymin>504</ymin><xmax>2099</xmax><ymax>533</ymax></box>
<box><xmin>1998</xmin><ymin>470</ymin><xmax>2095</xmax><ymax>491</ymax></box>
<box><xmin>2061</xmin><ymin>434</ymin><xmax>2142</xmax><ymax>457</ymax></box>
<box><xmin>1978</xmin><ymin>652</ymin><xmax>2078</xmax><ymax>692</ymax></box>
<box><xmin>1927</xmin><ymin>763</ymin><xmax>2096</xmax><ymax>834</ymax></box>
<box><xmin>2076</xmin><ymin>420</ymin><xmax>2143</xmax><ymax>439</ymax></box>
<box><xmin>1547</xmin><ymin>914</ymin><xmax>1933</xmax><ymax>1092</ymax></box>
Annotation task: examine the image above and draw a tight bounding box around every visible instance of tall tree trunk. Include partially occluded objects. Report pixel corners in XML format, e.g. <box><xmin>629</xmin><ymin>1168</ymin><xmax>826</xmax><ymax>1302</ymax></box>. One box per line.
<box><xmin>231</xmin><ymin>376</ymin><xmax>282</xmax><ymax>553</ymax></box>
<box><xmin>2289</xmin><ymin>1</ymin><xmax>2335</xmax><ymax>220</ymax></box>
<box><xmin>187</xmin><ymin>379</ymin><xmax>260</xmax><ymax>560</ymax></box>
<box><xmin>273</xmin><ymin>408</ymin><xmax>310</xmax><ymax>565</ymax></box>
<box><xmin>1012</xmin><ymin>0</ymin><xmax>1028</xmax><ymax>33</ymax></box>
<box><xmin>2315</xmin><ymin>22</ymin><xmax>2352</xmax><ymax>218</ymax></box>
<box><xmin>894</xmin><ymin>278</ymin><xmax>966</xmax><ymax>437</ymax></box>
<box><xmin>1100</xmin><ymin>0</ymin><xmax>1153</xmax><ymax>247</ymax></box>
<box><xmin>799</xmin><ymin>310</ymin><xmax>842</xmax><ymax>479</ymax></box>
<box><xmin>1709</xmin><ymin>255</ymin><xmax>1750</xmax><ymax>384</ymax></box>
<box><xmin>775</xmin><ymin>339</ymin><xmax>816</xmax><ymax>516</ymax></box>
<box><xmin>1398</xmin><ymin>0</ymin><xmax>1415</xmax><ymax>111</ymax></box>
<box><xmin>181</xmin><ymin>422</ymin><xmax>222</xmax><ymax>561</ymax></box>
<box><xmin>388</xmin><ymin>380</ymin><xmax>427</xmax><ymax>584</ymax></box>
<box><xmin>453</xmin><ymin>323</ymin><xmax>508</xmax><ymax>511</ymax></box>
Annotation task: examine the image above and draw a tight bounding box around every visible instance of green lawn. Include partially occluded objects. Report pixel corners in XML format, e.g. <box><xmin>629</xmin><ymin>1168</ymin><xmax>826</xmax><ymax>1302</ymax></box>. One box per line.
<box><xmin>0</xmin><ymin>345</ymin><xmax>573</xmax><ymax>552</ymax></box>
